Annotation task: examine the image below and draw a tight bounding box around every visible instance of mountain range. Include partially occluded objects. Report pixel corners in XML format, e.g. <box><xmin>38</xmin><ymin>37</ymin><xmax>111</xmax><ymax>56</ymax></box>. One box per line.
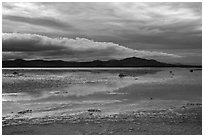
<box><xmin>2</xmin><ymin>57</ymin><xmax>201</xmax><ymax>68</ymax></box>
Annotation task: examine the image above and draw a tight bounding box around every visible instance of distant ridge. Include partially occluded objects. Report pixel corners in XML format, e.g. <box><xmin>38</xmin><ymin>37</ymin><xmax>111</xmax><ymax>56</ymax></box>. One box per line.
<box><xmin>2</xmin><ymin>57</ymin><xmax>201</xmax><ymax>68</ymax></box>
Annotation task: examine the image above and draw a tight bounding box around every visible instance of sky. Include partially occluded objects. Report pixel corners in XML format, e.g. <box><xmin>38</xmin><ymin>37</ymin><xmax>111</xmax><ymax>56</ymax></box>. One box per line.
<box><xmin>2</xmin><ymin>2</ymin><xmax>202</xmax><ymax>65</ymax></box>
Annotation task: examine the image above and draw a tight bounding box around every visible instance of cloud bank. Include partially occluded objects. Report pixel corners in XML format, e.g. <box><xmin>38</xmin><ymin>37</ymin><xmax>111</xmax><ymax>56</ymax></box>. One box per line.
<box><xmin>2</xmin><ymin>33</ymin><xmax>181</xmax><ymax>61</ymax></box>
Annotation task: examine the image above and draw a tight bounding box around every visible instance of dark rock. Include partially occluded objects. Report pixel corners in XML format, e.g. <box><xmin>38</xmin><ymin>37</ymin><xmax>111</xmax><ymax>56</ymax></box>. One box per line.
<box><xmin>88</xmin><ymin>109</ymin><xmax>101</xmax><ymax>113</ymax></box>
<box><xmin>13</xmin><ymin>72</ymin><xmax>18</xmax><ymax>75</ymax></box>
<box><xmin>18</xmin><ymin>109</ymin><xmax>32</xmax><ymax>114</ymax></box>
<box><xmin>119</xmin><ymin>73</ymin><xmax>126</xmax><ymax>78</ymax></box>
<box><xmin>169</xmin><ymin>71</ymin><xmax>172</xmax><ymax>73</ymax></box>
<box><xmin>190</xmin><ymin>69</ymin><xmax>193</xmax><ymax>72</ymax></box>
<box><xmin>12</xmin><ymin>71</ymin><xmax>24</xmax><ymax>76</ymax></box>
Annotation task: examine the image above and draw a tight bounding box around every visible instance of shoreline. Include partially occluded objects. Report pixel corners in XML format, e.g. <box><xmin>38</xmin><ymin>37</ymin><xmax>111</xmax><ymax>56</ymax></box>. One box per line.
<box><xmin>3</xmin><ymin>103</ymin><xmax>202</xmax><ymax>135</ymax></box>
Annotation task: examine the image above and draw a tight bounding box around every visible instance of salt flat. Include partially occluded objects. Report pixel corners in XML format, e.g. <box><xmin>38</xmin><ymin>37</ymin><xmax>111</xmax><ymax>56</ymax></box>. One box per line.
<box><xmin>2</xmin><ymin>68</ymin><xmax>202</xmax><ymax>134</ymax></box>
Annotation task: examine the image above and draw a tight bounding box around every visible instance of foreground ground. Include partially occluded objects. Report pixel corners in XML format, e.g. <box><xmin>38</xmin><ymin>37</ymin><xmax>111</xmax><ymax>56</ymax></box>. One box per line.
<box><xmin>3</xmin><ymin>103</ymin><xmax>202</xmax><ymax>135</ymax></box>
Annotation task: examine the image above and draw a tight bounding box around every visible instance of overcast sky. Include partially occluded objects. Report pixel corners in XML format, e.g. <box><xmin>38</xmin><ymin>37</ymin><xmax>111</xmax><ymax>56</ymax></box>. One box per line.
<box><xmin>2</xmin><ymin>2</ymin><xmax>202</xmax><ymax>65</ymax></box>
